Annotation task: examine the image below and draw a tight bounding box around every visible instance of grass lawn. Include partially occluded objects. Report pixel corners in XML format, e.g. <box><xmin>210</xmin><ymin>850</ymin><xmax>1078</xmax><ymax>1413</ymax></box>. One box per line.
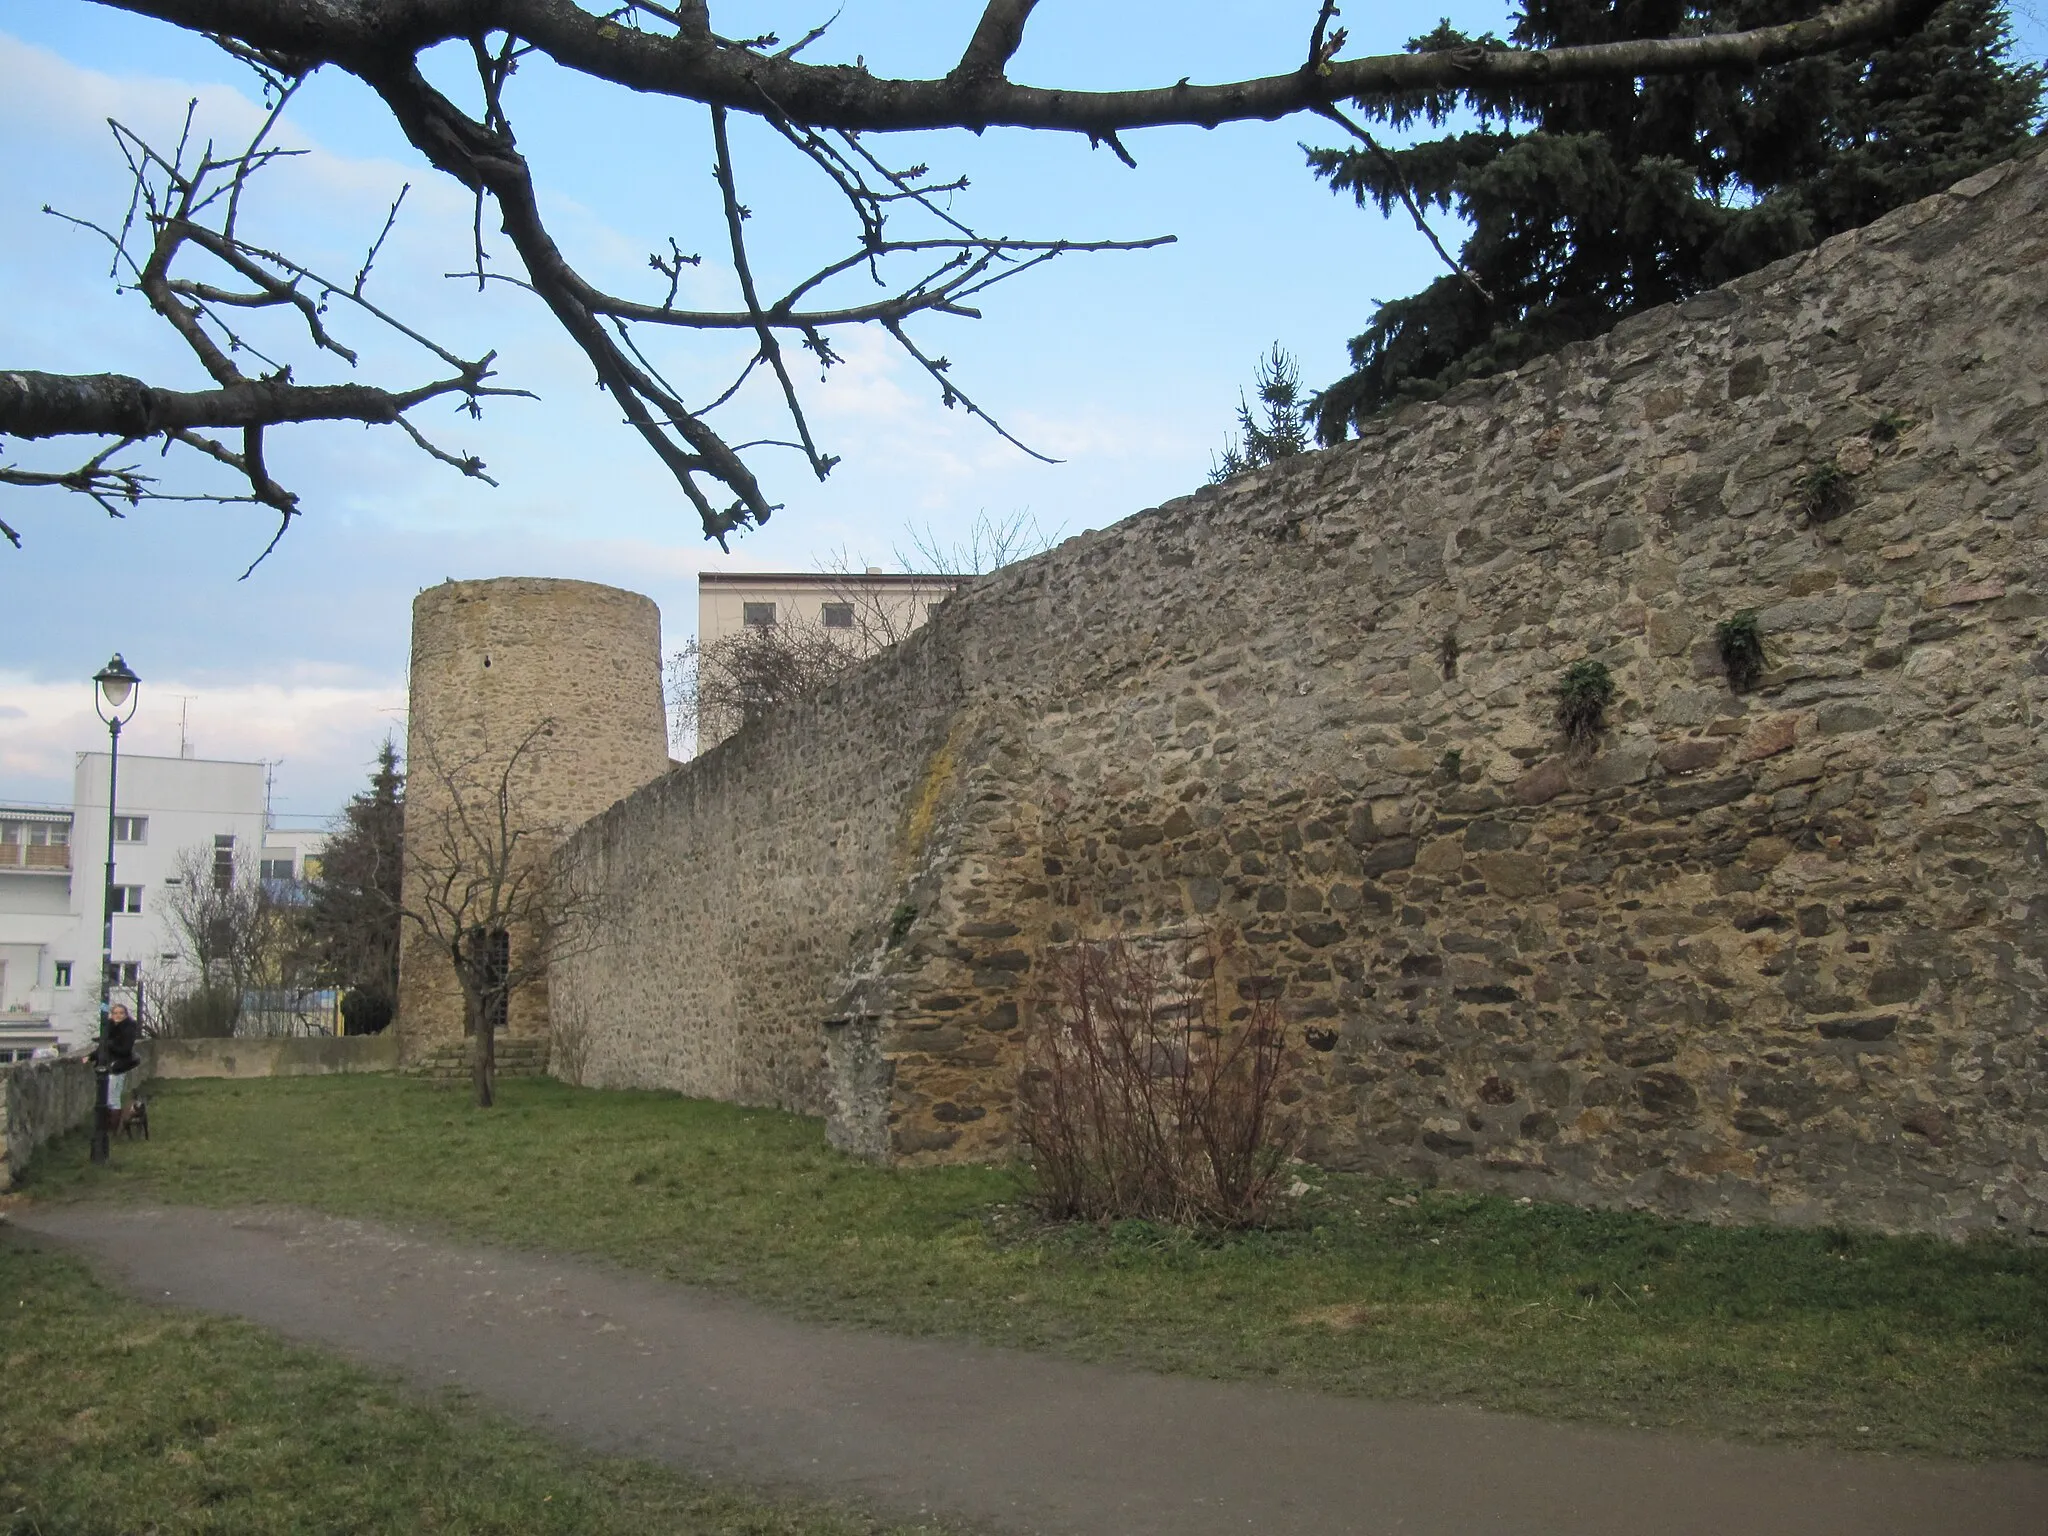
<box><xmin>19</xmin><ymin>1074</ymin><xmax>2048</xmax><ymax>1462</ymax></box>
<box><xmin>0</xmin><ymin>1238</ymin><xmax>953</xmax><ymax>1536</ymax></box>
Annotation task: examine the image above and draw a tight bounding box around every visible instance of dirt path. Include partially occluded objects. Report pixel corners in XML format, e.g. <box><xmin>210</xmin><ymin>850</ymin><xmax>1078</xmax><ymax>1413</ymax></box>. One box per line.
<box><xmin>13</xmin><ymin>1204</ymin><xmax>2044</xmax><ymax>1536</ymax></box>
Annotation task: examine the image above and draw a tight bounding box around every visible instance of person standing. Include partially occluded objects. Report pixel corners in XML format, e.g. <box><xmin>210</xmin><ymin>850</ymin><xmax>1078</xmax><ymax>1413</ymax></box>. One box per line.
<box><xmin>97</xmin><ymin>1002</ymin><xmax>142</xmax><ymax>1131</ymax></box>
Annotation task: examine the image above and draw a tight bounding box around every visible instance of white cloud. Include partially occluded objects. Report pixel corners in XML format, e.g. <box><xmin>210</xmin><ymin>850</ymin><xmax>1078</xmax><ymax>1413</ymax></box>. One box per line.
<box><xmin>0</xmin><ymin>669</ymin><xmax>404</xmax><ymax>819</ymax></box>
<box><xmin>0</xmin><ymin>32</ymin><xmax>454</xmax><ymax>219</ymax></box>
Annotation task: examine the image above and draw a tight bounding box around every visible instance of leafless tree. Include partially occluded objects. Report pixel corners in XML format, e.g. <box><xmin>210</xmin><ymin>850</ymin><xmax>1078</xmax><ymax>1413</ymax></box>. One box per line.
<box><xmin>891</xmin><ymin>508</ymin><xmax>1061</xmax><ymax>594</ymax></box>
<box><xmin>0</xmin><ymin>2</ymin><xmax>1940</xmax><ymax>557</ymax></box>
<box><xmin>154</xmin><ymin>843</ymin><xmax>317</xmax><ymax>1035</ymax></box>
<box><xmin>402</xmin><ymin>718</ymin><xmax>605</xmax><ymax>1107</ymax></box>
<box><xmin>668</xmin><ymin>620</ymin><xmax>853</xmax><ymax>753</ymax></box>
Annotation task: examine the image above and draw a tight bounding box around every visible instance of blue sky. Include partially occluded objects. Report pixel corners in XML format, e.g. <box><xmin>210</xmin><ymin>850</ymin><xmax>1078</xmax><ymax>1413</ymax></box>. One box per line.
<box><xmin>2</xmin><ymin>1</ymin><xmax>2043</xmax><ymax>820</ymax></box>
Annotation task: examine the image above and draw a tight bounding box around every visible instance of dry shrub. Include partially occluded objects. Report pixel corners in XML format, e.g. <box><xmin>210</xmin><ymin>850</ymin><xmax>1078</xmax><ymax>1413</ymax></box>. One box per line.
<box><xmin>1017</xmin><ymin>934</ymin><xmax>1298</xmax><ymax>1228</ymax></box>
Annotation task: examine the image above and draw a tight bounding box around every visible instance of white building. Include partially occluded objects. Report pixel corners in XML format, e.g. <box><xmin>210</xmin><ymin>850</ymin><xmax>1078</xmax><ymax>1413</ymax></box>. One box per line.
<box><xmin>0</xmin><ymin>753</ymin><xmax>327</xmax><ymax>1058</ymax></box>
<box><xmin>697</xmin><ymin>569</ymin><xmax>957</xmax><ymax>650</ymax></box>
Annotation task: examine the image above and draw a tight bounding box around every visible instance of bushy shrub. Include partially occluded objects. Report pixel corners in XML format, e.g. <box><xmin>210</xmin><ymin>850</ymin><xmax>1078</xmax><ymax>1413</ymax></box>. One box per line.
<box><xmin>1017</xmin><ymin>935</ymin><xmax>1297</xmax><ymax>1228</ymax></box>
<box><xmin>161</xmin><ymin>985</ymin><xmax>240</xmax><ymax>1038</ymax></box>
<box><xmin>340</xmin><ymin>988</ymin><xmax>394</xmax><ymax>1036</ymax></box>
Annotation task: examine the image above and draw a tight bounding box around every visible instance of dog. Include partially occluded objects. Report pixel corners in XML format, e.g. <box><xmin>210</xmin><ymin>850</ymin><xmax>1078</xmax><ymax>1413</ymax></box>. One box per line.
<box><xmin>115</xmin><ymin>1096</ymin><xmax>150</xmax><ymax>1141</ymax></box>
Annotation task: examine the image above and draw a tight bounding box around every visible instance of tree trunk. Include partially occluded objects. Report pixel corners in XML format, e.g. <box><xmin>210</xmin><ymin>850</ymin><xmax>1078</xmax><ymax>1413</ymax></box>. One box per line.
<box><xmin>473</xmin><ymin>988</ymin><xmax>497</xmax><ymax>1109</ymax></box>
<box><xmin>459</xmin><ymin>972</ymin><xmax>496</xmax><ymax>1109</ymax></box>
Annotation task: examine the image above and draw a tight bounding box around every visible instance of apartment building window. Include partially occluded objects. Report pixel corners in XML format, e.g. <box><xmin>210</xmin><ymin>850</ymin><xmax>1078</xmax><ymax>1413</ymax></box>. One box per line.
<box><xmin>820</xmin><ymin>601</ymin><xmax>854</xmax><ymax>629</ymax></box>
<box><xmin>213</xmin><ymin>834</ymin><xmax>235</xmax><ymax>892</ymax></box>
<box><xmin>112</xmin><ymin>815</ymin><xmax>148</xmax><ymax>843</ymax></box>
<box><xmin>54</xmin><ymin>961</ymin><xmax>72</xmax><ymax>987</ymax></box>
<box><xmin>111</xmin><ymin>885</ymin><xmax>144</xmax><ymax>914</ymax></box>
<box><xmin>742</xmin><ymin>601</ymin><xmax>777</xmax><ymax>627</ymax></box>
<box><xmin>259</xmin><ymin>857</ymin><xmax>296</xmax><ymax>881</ymax></box>
<box><xmin>1</xmin><ymin>819</ymin><xmax>67</xmax><ymax>846</ymax></box>
<box><xmin>105</xmin><ymin>961</ymin><xmax>140</xmax><ymax>987</ymax></box>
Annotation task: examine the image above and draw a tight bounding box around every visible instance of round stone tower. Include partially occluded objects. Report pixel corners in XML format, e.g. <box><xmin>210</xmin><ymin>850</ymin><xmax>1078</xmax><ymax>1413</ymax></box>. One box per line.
<box><xmin>397</xmin><ymin>577</ymin><xmax>669</xmax><ymax>1064</ymax></box>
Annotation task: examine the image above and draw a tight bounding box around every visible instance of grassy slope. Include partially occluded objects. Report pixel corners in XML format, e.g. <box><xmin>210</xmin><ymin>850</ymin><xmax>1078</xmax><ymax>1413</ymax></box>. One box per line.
<box><xmin>19</xmin><ymin>1075</ymin><xmax>2048</xmax><ymax>1461</ymax></box>
<box><xmin>0</xmin><ymin>1239</ymin><xmax>952</xmax><ymax>1536</ymax></box>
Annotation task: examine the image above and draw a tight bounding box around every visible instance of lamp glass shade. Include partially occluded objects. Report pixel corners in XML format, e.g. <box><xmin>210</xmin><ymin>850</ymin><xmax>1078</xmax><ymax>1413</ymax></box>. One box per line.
<box><xmin>94</xmin><ymin>654</ymin><xmax>139</xmax><ymax>711</ymax></box>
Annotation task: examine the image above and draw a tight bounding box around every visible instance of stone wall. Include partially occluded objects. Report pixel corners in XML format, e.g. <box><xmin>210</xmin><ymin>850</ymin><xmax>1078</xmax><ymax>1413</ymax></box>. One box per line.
<box><xmin>398</xmin><ymin>578</ymin><xmax>670</xmax><ymax>1060</ymax></box>
<box><xmin>552</xmin><ymin>639</ymin><xmax>970</xmax><ymax>1109</ymax></box>
<box><xmin>1</xmin><ymin>1051</ymin><xmax>153</xmax><ymax>1191</ymax></box>
<box><xmin>150</xmin><ymin>1035</ymin><xmax>400</xmax><ymax>1079</ymax></box>
<box><xmin>553</xmin><ymin>149</ymin><xmax>2048</xmax><ymax>1239</ymax></box>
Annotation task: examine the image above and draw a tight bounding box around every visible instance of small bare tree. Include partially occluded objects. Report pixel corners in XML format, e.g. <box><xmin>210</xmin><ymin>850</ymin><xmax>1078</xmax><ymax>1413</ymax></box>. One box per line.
<box><xmin>155</xmin><ymin>842</ymin><xmax>313</xmax><ymax>1035</ymax></box>
<box><xmin>401</xmin><ymin>718</ymin><xmax>603</xmax><ymax>1107</ymax></box>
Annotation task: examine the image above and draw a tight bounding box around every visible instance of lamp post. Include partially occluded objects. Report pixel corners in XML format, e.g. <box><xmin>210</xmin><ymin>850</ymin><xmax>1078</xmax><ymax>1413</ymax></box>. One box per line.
<box><xmin>90</xmin><ymin>653</ymin><xmax>140</xmax><ymax>1165</ymax></box>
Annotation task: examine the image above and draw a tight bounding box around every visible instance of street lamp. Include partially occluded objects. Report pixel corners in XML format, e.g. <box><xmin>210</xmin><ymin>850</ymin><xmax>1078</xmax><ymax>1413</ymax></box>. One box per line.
<box><xmin>90</xmin><ymin>653</ymin><xmax>140</xmax><ymax>1165</ymax></box>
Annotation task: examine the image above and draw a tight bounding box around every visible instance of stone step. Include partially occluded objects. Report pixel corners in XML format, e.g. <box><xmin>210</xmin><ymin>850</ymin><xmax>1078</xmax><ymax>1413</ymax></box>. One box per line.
<box><xmin>405</xmin><ymin>1038</ymin><xmax>551</xmax><ymax>1079</ymax></box>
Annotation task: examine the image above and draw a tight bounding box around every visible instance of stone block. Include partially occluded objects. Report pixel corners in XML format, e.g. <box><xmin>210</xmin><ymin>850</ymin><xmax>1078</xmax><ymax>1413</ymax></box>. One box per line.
<box><xmin>1655</xmin><ymin>773</ymin><xmax>1755</xmax><ymax>816</ymax></box>
<box><xmin>1657</xmin><ymin>738</ymin><xmax>1726</xmax><ymax>775</ymax></box>
<box><xmin>1736</xmin><ymin>713</ymin><xmax>1801</xmax><ymax>760</ymax></box>
<box><xmin>1816</xmin><ymin>701</ymin><xmax>1886</xmax><ymax>734</ymax></box>
<box><xmin>1477</xmin><ymin>853</ymin><xmax>1547</xmax><ymax>899</ymax></box>
<box><xmin>1509</xmin><ymin>759</ymin><xmax>1572</xmax><ymax>806</ymax></box>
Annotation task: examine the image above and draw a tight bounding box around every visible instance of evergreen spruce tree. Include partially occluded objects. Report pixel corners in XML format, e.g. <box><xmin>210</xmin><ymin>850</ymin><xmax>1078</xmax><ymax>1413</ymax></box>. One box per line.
<box><xmin>306</xmin><ymin>739</ymin><xmax>405</xmax><ymax>1033</ymax></box>
<box><xmin>1211</xmin><ymin>344</ymin><xmax>1313</xmax><ymax>481</ymax></box>
<box><xmin>1309</xmin><ymin>0</ymin><xmax>2044</xmax><ymax>440</ymax></box>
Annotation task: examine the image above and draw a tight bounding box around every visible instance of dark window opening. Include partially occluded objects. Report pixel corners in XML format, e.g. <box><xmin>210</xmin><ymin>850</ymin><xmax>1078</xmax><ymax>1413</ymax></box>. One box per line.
<box><xmin>821</xmin><ymin>602</ymin><xmax>854</xmax><ymax>629</ymax></box>
<box><xmin>212</xmin><ymin>834</ymin><xmax>235</xmax><ymax>892</ymax></box>
<box><xmin>742</xmin><ymin>601</ymin><xmax>777</xmax><ymax>627</ymax></box>
<box><xmin>470</xmin><ymin>927</ymin><xmax>511</xmax><ymax>1036</ymax></box>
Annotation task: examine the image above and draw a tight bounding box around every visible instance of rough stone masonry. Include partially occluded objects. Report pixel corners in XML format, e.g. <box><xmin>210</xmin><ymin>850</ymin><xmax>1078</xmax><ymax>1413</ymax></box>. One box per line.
<box><xmin>552</xmin><ymin>148</ymin><xmax>2048</xmax><ymax>1240</ymax></box>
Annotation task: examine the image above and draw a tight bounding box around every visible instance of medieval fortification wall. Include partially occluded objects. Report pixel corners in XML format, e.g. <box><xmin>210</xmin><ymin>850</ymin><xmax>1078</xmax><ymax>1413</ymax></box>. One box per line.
<box><xmin>399</xmin><ymin>577</ymin><xmax>668</xmax><ymax>1059</ymax></box>
<box><xmin>552</xmin><ymin>148</ymin><xmax>2048</xmax><ymax>1239</ymax></box>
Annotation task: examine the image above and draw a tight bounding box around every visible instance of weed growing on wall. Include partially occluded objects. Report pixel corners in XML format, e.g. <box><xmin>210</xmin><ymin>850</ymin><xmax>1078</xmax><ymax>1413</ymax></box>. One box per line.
<box><xmin>1018</xmin><ymin>936</ymin><xmax>1297</xmax><ymax>1228</ymax></box>
<box><xmin>1555</xmin><ymin>660</ymin><xmax>1615</xmax><ymax>749</ymax></box>
<box><xmin>886</xmin><ymin>903</ymin><xmax>918</xmax><ymax>949</ymax></box>
<box><xmin>1715</xmin><ymin>611</ymin><xmax>1769</xmax><ymax>692</ymax></box>
<box><xmin>1795</xmin><ymin>461</ymin><xmax>1856</xmax><ymax>523</ymax></box>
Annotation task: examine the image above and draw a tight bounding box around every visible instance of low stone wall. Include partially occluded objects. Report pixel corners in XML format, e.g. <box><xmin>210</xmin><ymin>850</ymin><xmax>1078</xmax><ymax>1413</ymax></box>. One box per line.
<box><xmin>1</xmin><ymin>1051</ymin><xmax>154</xmax><ymax>1191</ymax></box>
<box><xmin>149</xmin><ymin>1035</ymin><xmax>401</xmax><ymax>1079</ymax></box>
<box><xmin>554</xmin><ymin>149</ymin><xmax>2048</xmax><ymax>1240</ymax></box>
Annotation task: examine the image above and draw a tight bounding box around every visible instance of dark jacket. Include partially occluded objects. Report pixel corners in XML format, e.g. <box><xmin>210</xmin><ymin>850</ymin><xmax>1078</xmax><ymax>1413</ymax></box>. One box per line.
<box><xmin>99</xmin><ymin>1014</ymin><xmax>141</xmax><ymax>1075</ymax></box>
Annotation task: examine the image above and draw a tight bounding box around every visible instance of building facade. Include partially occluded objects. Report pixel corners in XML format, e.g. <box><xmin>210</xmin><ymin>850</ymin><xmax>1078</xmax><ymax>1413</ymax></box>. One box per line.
<box><xmin>698</xmin><ymin>570</ymin><xmax>958</xmax><ymax>649</ymax></box>
<box><xmin>0</xmin><ymin>754</ymin><xmax>326</xmax><ymax>1058</ymax></box>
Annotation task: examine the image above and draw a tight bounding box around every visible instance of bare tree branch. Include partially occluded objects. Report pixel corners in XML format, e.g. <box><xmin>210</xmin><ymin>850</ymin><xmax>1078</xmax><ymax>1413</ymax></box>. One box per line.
<box><xmin>709</xmin><ymin>102</ymin><xmax>837</xmax><ymax>483</ymax></box>
<box><xmin>8</xmin><ymin>0</ymin><xmax>1945</xmax><ymax>554</ymax></box>
<box><xmin>952</xmin><ymin>0</ymin><xmax>1042</xmax><ymax>85</ymax></box>
<box><xmin>1310</xmin><ymin>101</ymin><xmax>1491</xmax><ymax>301</ymax></box>
<box><xmin>98</xmin><ymin>0</ymin><xmax>1943</xmax><ymax>132</ymax></box>
<box><xmin>5</xmin><ymin>86</ymin><xmax>511</xmax><ymax>556</ymax></box>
